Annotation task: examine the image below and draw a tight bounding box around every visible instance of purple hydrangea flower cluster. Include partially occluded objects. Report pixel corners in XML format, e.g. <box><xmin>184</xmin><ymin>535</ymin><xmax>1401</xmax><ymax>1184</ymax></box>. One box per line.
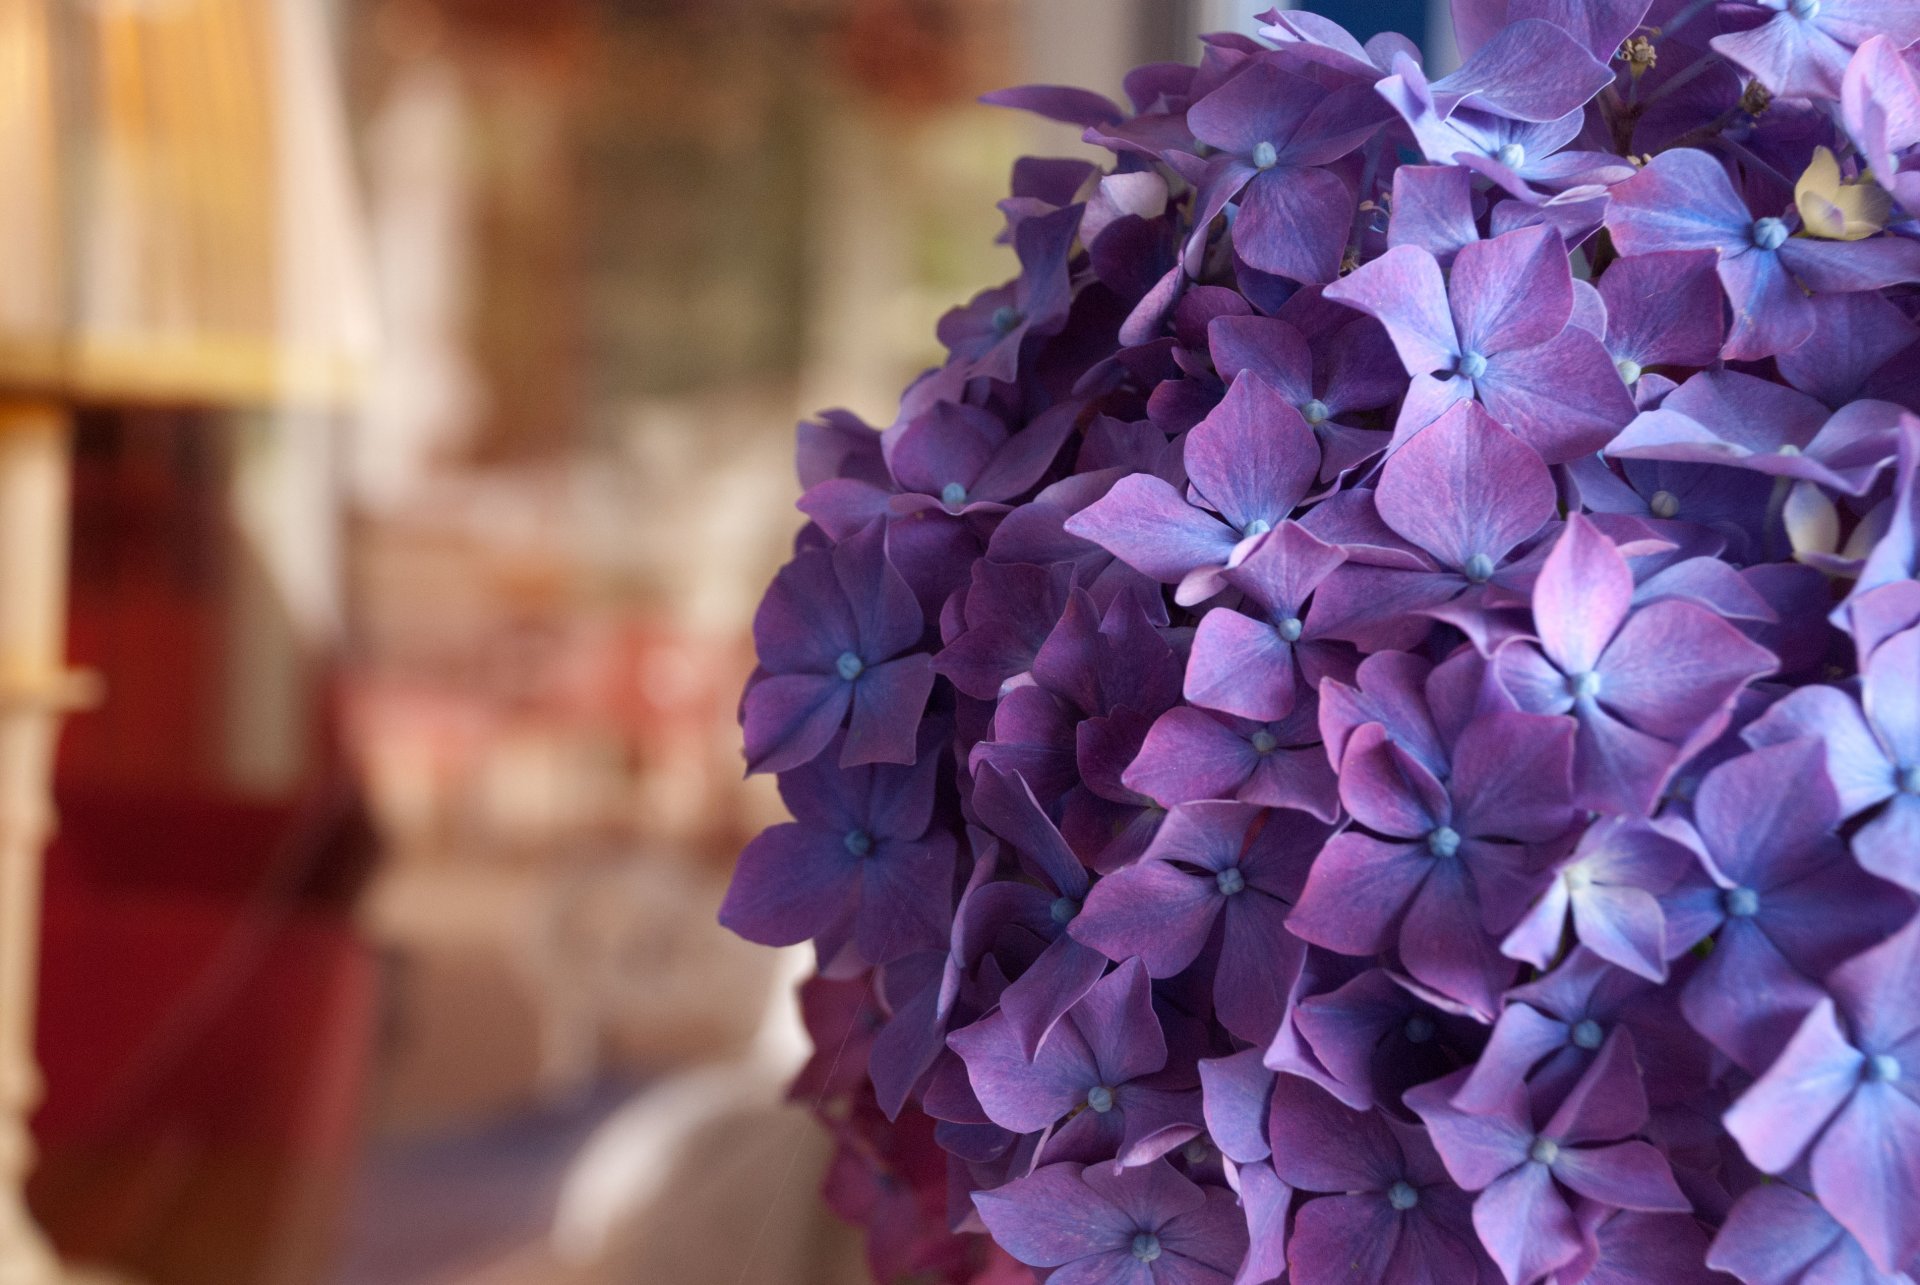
<box><xmin>722</xmin><ymin>3</ymin><xmax>1920</xmax><ymax>1281</ymax></box>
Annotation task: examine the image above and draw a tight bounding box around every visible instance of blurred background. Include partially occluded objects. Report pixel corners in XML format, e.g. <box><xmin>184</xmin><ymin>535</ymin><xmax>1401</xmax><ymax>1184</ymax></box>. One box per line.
<box><xmin>0</xmin><ymin>2</ymin><xmax>1438</xmax><ymax>1283</ymax></box>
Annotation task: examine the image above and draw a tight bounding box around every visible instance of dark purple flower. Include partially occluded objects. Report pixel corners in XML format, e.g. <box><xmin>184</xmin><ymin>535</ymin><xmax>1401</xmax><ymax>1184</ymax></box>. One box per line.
<box><xmin>1065</xmin><ymin>372</ymin><xmax>1322</xmax><ymax>605</ymax></box>
<box><xmin>948</xmin><ymin>958</ymin><xmax>1203</xmax><ymax>1170</ymax></box>
<box><xmin>1494</xmin><ymin>515</ymin><xmax>1777</xmax><ymax>815</ymax></box>
<box><xmin>1674</xmin><ymin>738</ymin><xmax>1909</xmax><ymax>1073</ymax></box>
<box><xmin>720</xmin><ymin>730</ymin><xmax>955</xmax><ymax>965</ymax></box>
<box><xmin>1122</xmin><ymin>700</ymin><xmax>1338</xmax><ymax>821</ymax></box>
<box><xmin>1606</xmin><ymin>148</ymin><xmax>1920</xmax><ymax>361</ymax></box>
<box><xmin>1723</xmin><ymin>912</ymin><xmax>1920</xmax><ymax>1273</ymax></box>
<box><xmin>972</xmin><ymin>1159</ymin><xmax>1247</xmax><ymax>1284</ymax></box>
<box><xmin>743</xmin><ymin>520</ymin><xmax>936</xmax><ymax>774</ymax></box>
<box><xmin>931</xmin><ymin>203</ymin><xmax>1080</xmax><ymax>389</ymax></box>
<box><xmin>1183</xmin><ymin>521</ymin><xmax>1351</xmax><ymax>722</ymax></box>
<box><xmin>1288</xmin><ymin>708</ymin><xmax>1576</xmax><ymax>1017</ymax></box>
<box><xmin>1208</xmin><ymin>309</ymin><xmax>1397</xmax><ymax>483</ymax></box>
<box><xmin>1408</xmin><ymin>1031</ymin><xmax>1691</xmax><ymax>1285</ymax></box>
<box><xmin>1179</xmin><ymin>58</ymin><xmax>1388</xmax><ymax>283</ymax></box>
<box><xmin>1266</xmin><ymin>1075</ymin><xmax>1499</xmax><ymax>1285</ymax></box>
<box><xmin>1309</xmin><ymin>399</ymin><xmax>1557</xmax><ymax>651</ymax></box>
<box><xmin>1071</xmin><ymin>801</ymin><xmax>1333</xmax><ymax>1042</ymax></box>
<box><xmin>1264</xmin><ymin>963</ymin><xmax>1485</xmax><ymax>1113</ymax></box>
<box><xmin>1324</xmin><ymin>224</ymin><xmax>1634</xmax><ymax>462</ymax></box>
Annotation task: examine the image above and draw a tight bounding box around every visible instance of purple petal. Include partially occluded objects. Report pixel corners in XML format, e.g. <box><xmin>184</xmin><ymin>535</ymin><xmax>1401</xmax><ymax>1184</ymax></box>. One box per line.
<box><xmin>1288</xmin><ymin>833</ymin><xmax>1430</xmax><ymax>955</ymax></box>
<box><xmin>1234</xmin><ymin>166</ymin><xmax>1355</xmax><ymax>286</ymax></box>
<box><xmin>1534</xmin><ymin>515</ymin><xmax>1631</xmax><ymax>676</ymax></box>
<box><xmin>1472</xmin><ymin>1163</ymin><xmax>1584</xmax><ymax>1285</ymax></box>
<box><xmin>1725</xmin><ymin>998</ymin><xmax>1864</xmax><ymax>1176</ymax></box>
<box><xmin>1549</xmin><ymin>1140</ymin><xmax>1690</xmax><ymax>1212</ymax></box>
<box><xmin>1066</xmin><ymin>472</ymin><xmax>1239</xmax><ymax>585</ymax></box>
<box><xmin>1198</xmin><ymin>1049</ymin><xmax>1272</xmax><ymax>1165</ymax></box>
<box><xmin>1322</xmin><ymin>245</ymin><xmax>1458</xmax><ymax>376</ymax></box>
<box><xmin>1071</xmin><ymin>856</ymin><xmax>1221</xmax><ymax>977</ymax></box>
<box><xmin>1449</xmin><ymin>225</ymin><xmax>1572</xmax><ymax>355</ymax></box>
<box><xmin>1375</xmin><ymin>400</ymin><xmax>1555</xmax><ymax>572</ymax></box>
<box><xmin>742</xmin><ymin>673</ymin><xmax>852</xmax><ymax>775</ymax></box>
<box><xmin>1476</xmin><ymin>325</ymin><xmax>1637</xmax><ymax>462</ymax></box>
<box><xmin>974</xmin><ymin>1163</ymin><xmax>1132</xmax><ymax>1267</ymax></box>
<box><xmin>1810</xmin><ymin>1082</ymin><xmax>1920</xmax><ymax>1274</ymax></box>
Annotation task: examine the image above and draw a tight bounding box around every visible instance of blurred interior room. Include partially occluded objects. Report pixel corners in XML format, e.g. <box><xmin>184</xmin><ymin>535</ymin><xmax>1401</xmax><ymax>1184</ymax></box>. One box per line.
<box><xmin>0</xmin><ymin>1</ymin><xmax>1433</xmax><ymax>1283</ymax></box>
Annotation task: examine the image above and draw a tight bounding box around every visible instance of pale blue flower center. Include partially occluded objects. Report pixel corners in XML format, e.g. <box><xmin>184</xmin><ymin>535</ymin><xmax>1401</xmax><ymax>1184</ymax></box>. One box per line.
<box><xmin>1568</xmin><ymin>671</ymin><xmax>1603</xmax><ymax>700</ymax></box>
<box><xmin>941</xmin><ymin>482</ymin><xmax>968</xmax><ymax>507</ymax></box>
<box><xmin>1427</xmin><ymin>826</ymin><xmax>1461</xmax><ymax>858</ymax></box>
<box><xmin>1616</xmin><ymin>357</ymin><xmax>1643</xmax><ymax>385</ymax></box>
<box><xmin>1252</xmin><ymin>141</ymin><xmax>1279</xmax><ymax>170</ymax></box>
<box><xmin>1243</xmin><ymin>518</ymin><xmax>1273</xmax><ymax>538</ymax></box>
<box><xmin>1899</xmin><ymin>764</ymin><xmax>1920</xmax><ymax>794</ymax></box>
<box><xmin>1050</xmin><ymin>895</ymin><xmax>1079</xmax><ymax>924</ymax></box>
<box><xmin>1751</xmin><ymin>217</ymin><xmax>1789</xmax><ymax>251</ymax></box>
<box><xmin>1571</xmin><ymin>1019</ymin><xmax>1604</xmax><ymax>1050</ymax></box>
<box><xmin>1867</xmin><ymin>1054</ymin><xmax>1901</xmax><ymax>1083</ymax></box>
<box><xmin>1300</xmin><ymin>398</ymin><xmax>1330</xmax><ymax>425</ymax></box>
<box><xmin>1251</xmin><ymin>731</ymin><xmax>1279</xmax><ymax>754</ymax></box>
<box><xmin>1276</xmin><ymin>616</ymin><xmax>1304</xmax><ymax>642</ymax></box>
<box><xmin>1456</xmin><ymin>350</ymin><xmax>1489</xmax><ymax>380</ymax></box>
<box><xmin>1530</xmin><ymin>1137</ymin><xmax>1561</xmax><ymax>1165</ymax></box>
<box><xmin>1387</xmin><ymin>1181</ymin><xmax>1420</xmax><ymax>1211</ymax></box>
<box><xmin>1725</xmin><ymin>885</ymin><xmax>1761</xmax><ymax>918</ymax></box>
<box><xmin>1650</xmin><ymin>490</ymin><xmax>1680</xmax><ymax>519</ymax></box>
<box><xmin>1777</xmin><ymin>443</ymin><xmax>1802</xmax><ymax>456</ymax></box>
<box><xmin>1496</xmin><ymin>142</ymin><xmax>1526</xmax><ymax>169</ymax></box>
<box><xmin>1217</xmin><ymin>866</ymin><xmax>1247</xmax><ymax>896</ymax></box>
<box><xmin>1789</xmin><ymin>0</ymin><xmax>1820</xmax><ymax>18</ymax></box>
<box><xmin>836</xmin><ymin>651</ymin><xmax>865</xmax><ymax>682</ymax></box>
<box><xmin>991</xmin><ymin>305</ymin><xmax>1023</xmax><ymax>335</ymax></box>
<box><xmin>1464</xmin><ymin>552</ymin><xmax>1496</xmax><ymax>583</ymax></box>
<box><xmin>1404</xmin><ymin>1014</ymin><xmax>1437</xmax><ymax>1044</ymax></box>
<box><xmin>845</xmin><ymin>829</ymin><xmax>873</xmax><ymax>857</ymax></box>
<box><xmin>1087</xmin><ymin>1084</ymin><xmax>1116</xmax><ymax>1113</ymax></box>
<box><xmin>1132</xmin><ymin>1232</ymin><xmax>1163</xmax><ymax>1263</ymax></box>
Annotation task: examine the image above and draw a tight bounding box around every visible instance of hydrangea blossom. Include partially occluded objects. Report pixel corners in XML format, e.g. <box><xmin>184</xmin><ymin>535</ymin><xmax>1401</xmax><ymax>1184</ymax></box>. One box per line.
<box><xmin>722</xmin><ymin>5</ymin><xmax>1920</xmax><ymax>1281</ymax></box>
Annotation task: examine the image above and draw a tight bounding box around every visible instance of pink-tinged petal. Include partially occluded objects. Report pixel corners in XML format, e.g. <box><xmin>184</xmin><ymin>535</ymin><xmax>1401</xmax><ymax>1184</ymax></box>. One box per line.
<box><xmin>1208</xmin><ymin>315</ymin><xmax>1313</xmax><ymax>404</ymax></box>
<box><xmin>1810</xmin><ymin>1082</ymin><xmax>1920</xmax><ymax>1274</ymax></box>
<box><xmin>1339</xmin><ymin>722</ymin><xmax>1451</xmax><ymax>838</ymax></box>
<box><xmin>1744</xmin><ymin>686</ymin><xmax>1890</xmax><ymax>815</ymax></box>
<box><xmin>1001</xmin><ymin>937</ymin><xmax>1111</xmax><ymax>1060</ymax></box>
<box><xmin>844</xmin><ymin>653</ymin><xmax>937</xmax><ymax>766</ymax></box>
<box><xmin>1226</xmin><ymin>520</ymin><xmax>1348</xmax><ymax>619</ymax></box>
<box><xmin>1289</xmin><ymin>833</ymin><xmax>1432</xmax><ymax>955</ymax></box>
<box><xmin>1244</xmin><ymin>742</ymin><xmax>1340</xmax><ymax>820</ymax></box>
<box><xmin>1406</xmin><ymin>1071</ymin><xmax>1531</xmax><ymax>1190</ymax></box>
<box><xmin>1720</xmin><ymin>248</ymin><xmax>1818</xmax><ymax>362</ymax></box>
<box><xmin>1375</xmin><ymin>400</ymin><xmax>1556</xmax><ymax>572</ymax></box>
<box><xmin>1606</xmin><ymin>149</ymin><xmax>1749</xmax><ymax>255</ymax></box>
<box><xmin>1399</xmin><ymin>857</ymin><xmax>1514</xmax><ymax>1019</ymax></box>
<box><xmin>1691</xmin><ymin>739</ymin><xmax>1840</xmax><ymax>885</ymax></box>
<box><xmin>1477</xmin><ymin>326</ymin><xmax>1638</xmax><ymax>462</ymax></box>
<box><xmin>742</xmin><ymin>673</ymin><xmax>852</xmax><ymax>775</ymax></box>
<box><xmin>1473</xmin><ymin>1164</ymin><xmax>1584</xmax><ymax>1285</ymax></box>
<box><xmin>719</xmin><ymin>822</ymin><xmax>856</xmax><ymax>947</ymax></box>
<box><xmin>1431</xmin><ymin>18</ymin><xmax>1612</xmax><ymax>122</ymax></box>
<box><xmin>1323</xmin><ymin>245</ymin><xmax>1459</xmax><ymax>376</ymax></box>
<box><xmin>1534</xmin><ymin>515</ymin><xmax>1631</xmax><ymax>676</ymax></box>
<box><xmin>1549</xmin><ymin>1141</ymin><xmax>1690</xmax><ymax>1212</ymax></box>
<box><xmin>949</xmin><ymin>1008</ymin><xmax>1100</xmax><ymax>1134</ymax></box>
<box><xmin>1682</xmin><ymin>918</ymin><xmax>1828</xmax><ymax>1075</ymax></box>
<box><xmin>1865</xmin><ymin>625</ymin><xmax>1920</xmax><ymax>765</ymax></box>
<box><xmin>1124</xmin><ymin>707</ymin><xmax>1260</xmax><ymax>808</ymax></box>
<box><xmin>1185</xmin><ymin>608</ymin><xmax>1300</xmax><ymax>722</ymax></box>
<box><xmin>1065</xmin><ymin>473</ymin><xmax>1238</xmax><ymax>584</ymax></box>
<box><xmin>973</xmin><ymin>1163</ymin><xmax>1133</xmax><ymax>1267</ymax></box>
<box><xmin>1231</xmin><ymin>1163</ymin><xmax>1291</xmax><ymax>1285</ymax></box>
<box><xmin>1448</xmin><ymin>711</ymin><xmax>1577</xmax><ymax>843</ymax></box>
<box><xmin>1725</xmin><ymin>998</ymin><xmax>1864</xmax><ymax>1175</ymax></box>
<box><xmin>1452</xmin><ymin>1002</ymin><xmax>1572</xmax><ymax>1117</ymax></box>
<box><xmin>1596</xmin><ymin>600</ymin><xmax>1775</xmax><ymax>741</ymax></box>
<box><xmin>1217</xmin><ymin>893</ymin><xmax>1308</xmax><ymax>1042</ymax></box>
<box><xmin>1390</xmin><ymin>163</ymin><xmax>1479</xmax><ymax>265</ymax></box>
<box><xmin>1450</xmin><ymin>225</ymin><xmax>1572</xmax><ymax>355</ymax></box>
<box><xmin>1706</xmin><ymin>1182</ymin><xmax>1884</xmax><ymax>1285</ymax></box>
<box><xmin>1071</xmin><ymin>859</ymin><xmax>1220</xmax><ymax>977</ymax></box>
<box><xmin>1598</xmin><ymin>249</ymin><xmax>1726</xmax><ymax>369</ymax></box>
<box><xmin>1829</xmin><ymin>905</ymin><xmax>1920</xmax><ymax>1054</ymax></box>
<box><xmin>1571</xmin><ymin>698</ymin><xmax>1678</xmax><ymax>816</ymax></box>
<box><xmin>1235</xmin><ymin>166</ymin><xmax>1355</xmax><ymax>286</ymax></box>
<box><xmin>1494</xmin><ymin>640</ymin><xmax>1575</xmax><ymax>717</ymax></box>
<box><xmin>1198</xmin><ymin>1049</ymin><xmax>1272</xmax><ymax>1165</ymax></box>
<box><xmin>1186</xmin><ymin>374</ymin><xmax>1323</xmax><ymax>535</ymax></box>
